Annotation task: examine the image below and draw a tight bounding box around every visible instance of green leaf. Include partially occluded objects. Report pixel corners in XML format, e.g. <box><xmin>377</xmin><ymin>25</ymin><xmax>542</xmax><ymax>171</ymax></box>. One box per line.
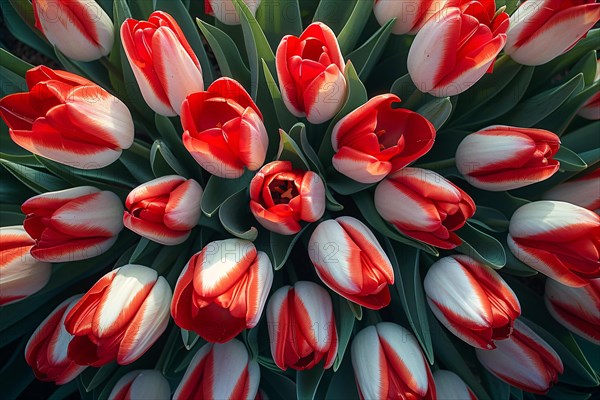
<box><xmin>2</xmin><ymin>0</ymin><xmax>56</xmax><ymax>60</ymax></box>
<box><xmin>554</xmin><ymin>146</ymin><xmax>588</xmax><ymax>172</ymax></box>
<box><xmin>0</xmin><ymin>159</ymin><xmax>69</xmax><ymax>194</ymax></box>
<box><xmin>417</xmin><ymin>97</ymin><xmax>453</xmax><ymax>130</ymax></box>
<box><xmin>277</xmin><ymin>129</ymin><xmax>311</xmax><ymax>170</ymax></box>
<box><xmin>332</xmin><ymin>296</ymin><xmax>356</xmax><ymax>371</ymax></box>
<box><xmin>326</xmin><ymin>354</ymin><xmax>360</xmax><ymax>399</ymax></box>
<box><xmin>261</xmin><ymin>369</ymin><xmax>297</xmax><ymax>400</ymax></box>
<box><xmin>346</xmin><ymin>18</ymin><xmax>395</xmax><ymax>80</ymax></box>
<box><xmin>0</xmin><ymin>48</ymin><xmax>33</xmax><ymax>77</ymax></box>
<box><xmin>48</xmin><ymin>381</ymin><xmax>78</xmax><ymax>400</ymax></box>
<box><xmin>79</xmin><ymin>363</ymin><xmax>118</xmax><ymax>392</ymax></box>
<box><xmin>546</xmin><ymin>386</ymin><xmax>593</xmax><ymax>400</ymax></box>
<box><xmin>482</xmin><ymin>368</ymin><xmax>511</xmax><ymax>400</ymax></box>
<box><xmin>54</xmin><ymin>47</ymin><xmax>111</xmax><ymax>89</ymax></box>
<box><xmin>496</xmin><ymin>0</ymin><xmax>520</xmax><ymax>14</ymax></box>
<box><xmin>150</xmin><ymin>140</ymin><xmax>189</xmax><ymax>177</ymax></box>
<box><xmin>219</xmin><ymin>189</ymin><xmax>258</xmax><ymax>241</ymax></box>
<box><xmin>470</xmin><ymin>206</ymin><xmax>509</xmax><ymax>233</ymax></box>
<box><xmin>129</xmin><ymin>238</ymin><xmax>162</xmax><ymax>263</ymax></box>
<box><xmin>0</xmin><ymin>338</ymin><xmax>35</xmax><ymax>400</ymax></box>
<box><xmin>181</xmin><ymin>328</ymin><xmax>201</xmax><ymax>350</ymax></box>
<box><xmin>256</xmin><ymin>0</ymin><xmax>302</xmax><ymax>48</ymax></box>
<box><xmin>297</xmin><ymin>362</ymin><xmax>326</xmax><ymax>400</ymax></box>
<box><xmin>262</xmin><ymin>59</ymin><xmax>298</xmax><ymax>131</ymax></box>
<box><xmin>336</xmin><ymin>0</ymin><xmax>373</xmax><ymax>54</ymax></box>
<box><xmin>347</xmin><ymin>300</ymin><xmax>362</xmax><ymax>320</ymax></box>
<box><xmin>313</xmin><ymin>0</ymin><xmax>358</xmax><ymax>34</ymax></box>
<box><xmin>0</xmin><ymin>204</ymin><xmax>26</xmax><ymax>225</ymax></box>
<box><xmin>270</xmin><ymin>226</ymin><xmax>309</xmax><ymax>270</ymax></box>
<box><xmin>201</xmin><ymin>171</ymin><xmax>254</xmax><ymax>217</ymax></box>
<box><xmin>456</xmin><ymin>222</ymin><xmax>506</xmax><ymax>269</ymax></box>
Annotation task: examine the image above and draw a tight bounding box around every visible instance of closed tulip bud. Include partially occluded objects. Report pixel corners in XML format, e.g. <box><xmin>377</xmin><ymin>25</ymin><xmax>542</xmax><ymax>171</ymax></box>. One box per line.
<box><xmin>476</xmin><ymin>319</ymin><xmax>564</xmax><ymax>394</ymax></box>
<box><xmin>25</xmin><ymin>295</ymin><xmax>86</xmax><ymax>384</ymax></box>
<box><xmin>508</xmin><ymin>201</ymin><xmax>600</xmax><ymax>287</ymax></box>
<box><xmin>374</xmin><ymin>0</ymin><xmax>452</xmax><ymax>35</ymax></box>
<box><xmin>64</xmin><ymin>264</ymin><xmax>171</xmax><ymax>366</ymax></box>
<box><xmin>433</xmin><ymin>370</ymin><xmax>477</xmax><ymax>400</ymax></box>
<box><xmin>32</xmin><ymin>0</ymin><xmax>114</xmax><ymax>62</ymax></box>
<box><xmin>579</xmin><ymin>60</ymin><xmax>600</xmax><ymax>120</ymax></box>
<box><xmin>171</xmin><ymin>238</ymin><xmax>273</xmax><ymax>343</ymax></box>
<box><xmin>205</xmin><ymin>0</ymin><xmax>261</xmax><ymax>25</ymax></box>
<box><xmin>181</xmin><ymin>78</ymin><xmax>268</xmax><ymax>178</ymax></box>
<box><xmin>424</xmin><ymin>255</ymin><xmax>521</xmax><ymax>349</ymax></box>
<box><xmin>331</xmin><ymin>94</ymin><xmax>436</xmax><ymax>184</ymax></box>
<box><xmin>0</xmin><ymin>66</ymin><xmax>134</xmax><ymax>169</ymax></box>
<box><xmin>352</xmin><ymin>323</ymin><xmax>436</xmax><ymax>400</ymax></box>
<box><xmin>266</xmin><ymin>281</ymin><xmax>338</xmax><ymax>370</ymax></box>
<box><xmin>455</xmin><ymin>125</ymin><xmax>561</xmax><ymax>191</ymax></box>
<box><xmin>108</xmin><ymin>370</ymin><xmax>171</xmax><ymax>400</ymax></box>
<box><xmin>21</xmin><ymin>187</ymin><xmax>124</xmax><ymax>263</ymax></box>
<box><xmin>375</xmin><ymin>168</ymin><xmax>476</xmax><ymax>249</ymax></box>
<box><xmin>123</xmin><ymin>175</ymin><xmax>203</xmax><ymax>246</ymax></box>
<box><xmin>121</xmin><ymin>11</ymin><xmax>204</xmax><ymax>116</ymax></box>
<box><xmin>545</xmin><ymin>278</ymin><xmax>600</xmax><ymax>345</ymax></box>
<box><xmin>249</xmin><ymin>161</ymin><xmax>326</xmax><ymax>235</ymax></box>
<box><xmin>408</xmin><ymin>1</ymin><xmax>509</xmax><ymax>96</ymax></box>
<box><xmin>0</xmin><ymin>226</ymin><xmax>51</xmax><ymax>306</ymax></box>
<box><xmin>542</xmin><ymin>169</ymin><xmax>600</xmax><ymax>212</ymax></box>
<box><xmin>308</xmin><ymin>216</ymin><xmax>394</xmax><ymax>309</ymax></box>
<box><xmin>173</xmin><ymin>339</ymin><xmax>260</xmax><ymax>400</ymax></box>
<box><xmin>276</xmin><ymin>22</ymin><xmax>347</xmax><ymax>124</ymax></box>
<box><xmin>505</xmin><ymin>0</ymin><xmax>600</xmax><ymax>66</ymax></box>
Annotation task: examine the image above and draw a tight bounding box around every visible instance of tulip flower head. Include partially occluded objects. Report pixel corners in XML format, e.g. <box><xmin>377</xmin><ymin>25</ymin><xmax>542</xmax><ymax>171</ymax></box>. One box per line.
<box><xmin>108</xmin><ymin>370</ymin><xmax>171</xmax><ymax>400</ymax></box>
<box><xmin>542</xmin><ymin>168</ymin><xmax>600</xmax><ymax>212</ymax></box>
<box><xmin>205</xmin><ymin>0</ymin><xmax>262</xmax><ymax>25</ymax></box>
<box><xmin>433</xmin><ymin>370</ymin><xmax>477</xmax><ymax>400</ymax></box>
<box><xmin>374</xmin><ymin>0</ymin><xmax>453</xmax><ymax>35</ymax></box>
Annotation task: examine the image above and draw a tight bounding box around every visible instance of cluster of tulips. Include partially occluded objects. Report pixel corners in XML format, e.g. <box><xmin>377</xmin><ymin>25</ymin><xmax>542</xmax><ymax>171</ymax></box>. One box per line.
<box><xmin>0</xmin><ymin>0</ymin><xmax>599</xmax><ymax>399</ymax></box>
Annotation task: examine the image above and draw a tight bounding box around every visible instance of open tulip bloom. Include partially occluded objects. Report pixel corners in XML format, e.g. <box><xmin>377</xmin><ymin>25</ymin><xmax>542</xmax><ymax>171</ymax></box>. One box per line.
<box><xmin>2</xmin><ymin>0</ymin><xmax>600</xmax><ymax>398</ymax></box>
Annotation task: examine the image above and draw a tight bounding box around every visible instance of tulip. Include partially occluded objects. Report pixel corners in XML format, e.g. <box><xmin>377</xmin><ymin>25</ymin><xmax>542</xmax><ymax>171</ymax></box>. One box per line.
<box><xmin>123</xmin><ymin>175</ymin><xmax>203</xmax><ymax>246</ymax></box>
<box><xmin>171</xmin><ymin>238</ymin><xmax>273</xmax><ymax>343</ymax></box>
<box><xmin>331</xmin><ymin>93</ymin><xmax>436</xmax><ymax>184</ymax></box>
<box><xmin>374</xmin><ymin>0</ymin><xmax>452</xmax><ymax>35</ymax></box>
<box><xmin>108</xmin><ymin>370</ymin><xmax>171</xmax><ymax>400</ymax></box>
<box><xmin>205</xmin><ymin>0</ymin><xmax>261</xmax><ymax>25</ymax></box>
<box><xmin>32</xmin><ymin>0</ymin><xmax>114</xmax><ymax>62</ymax></box>
<box><xmin>0</xmin><ymin>226</ymin><xmax>52</xmax><ymax>306</ymax></box>
<box><xmin>266</xmin><ymin>281</ymin><xmax>338</xmax><ymax>370</ymax></box>
<box><xmin>407</xmin><ymin>1</ymin><xmax>509</xmax><ymax>96</ymax></box>
<box><xmin>455</xmin><ymin>125</ymin><xmax>561</xmax><ymax>191</ymax></box>
<box><xmin>0</xmin><ymin>66</ymin><xmax>134</xmax><ymax>169</ymax></box>
<box><xmin>181</xmin><ymin>78</ymin><xmax>268</xmax><ymax>178</ymax></box>
<box><xmin>351</xmin><ymin>323</ymin><xmax>436</xmax><ymax>400</ymax></box>
<box><xmin>579</xmin><ymin>60</ymin><xmax>600</xmax><ymax>120</ymax></box>
<box><xmin>308</xmin><ymin>216</ymin><xmax>394</xmax><ymax>309</ymax></box>
<box><xmin>249</xmin><ymin>161</ymin><xmax>326</xmax><ymax>235</ymax></box>
<box><xmin>508</xmin><ymin>201</ymin><xmax>600</xmax><ymax>287</ymax></box>
<box><xmin>64</xmin><ymin>264</ymin><xmax>171</xmax><ymax>366</ymax></box>
<box><xmin>542</xmin><ymin>168</ymin><xmax>600</xmax><ymax>212</ymax></box>
<box><xmin>25</xmin><ymin>295</ymin><xmax>86</xmax><ymax>384</ymax></box>
<box><xmin>173</xmin><ymin>339</ymin><xmax>260</xmax><ymax>400</ymax></box>
<box><xmin>21</xmin><ymin>187</ymin><xmax>124</xmax><ymax>263</ymax></box>
<box><xmin>121</xmin><ymin>11</ymin><xmax>204</xmax><ymax>116</ymax></box>
<box><xmin>433</xmin><ymin>370</ymin><xmax>477</xmax><ymax>400</ymax></box>
<box><xmin>276</xmin><ymin>22</ymin><xmax>347</xmax><ymax>124</ymax></box>
<box><xmin>476</xmin><ymin>319</ymin><xmax>564</xmax><ymax>394</ymax></box>
<box><xmin>504</xmin><ymin>0</ymin><xmax>600</xmax><ymax>66</ymax></box>
<box><xmin>424</xmin><ymin>255</ymin><xmax>521</xmax><ymax>349</ymax></box>
<box><xmin>374</xmin><ymin>168</ymin><xmax>476</xmax><ymax>249</ymax></box>
<box><xmin>545</xmin><ymin>278</ymin><xmax>600</xmax><ymax>345</ymax></box>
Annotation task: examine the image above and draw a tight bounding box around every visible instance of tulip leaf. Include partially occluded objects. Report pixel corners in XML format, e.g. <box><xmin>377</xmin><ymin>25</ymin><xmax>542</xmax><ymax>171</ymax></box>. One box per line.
<box><xmin>326</xmin><ymin>354</ymin><xmax>360</xmax><ymax>399</ymax></box>
<box><xmin>0</xmin><ymin>65</ymin><xmax>27</xmax><ymax>101</ymax></box>
<box><xmin>48</xmin><ymin>381</ymin><xmax>79</xmax><ymax>400</ymax></box>
<box><xmin>313</xmin><ymin>0</ymin><xmax>359</xmax><ymax>34</ymax></box>
<box><xmin>261</xmin><ymin>369</ymin><xmax>297</xmax><ymax>400</ymax></box>
<box><xmin>553</xmin><ymin>146</ymin><xmax>588</xmax><ymax>172</ymax></box>
<box><xmin>277</xmin><ymin>129</ymin><xmax>311</xmax><ymax>170</ymax></box>
<box><xmin>417</xmin><ymin>97</ymin><xmax>453</xmax><ymax>130</ymax></box>
<box><xmin>201</xmin><ymin>171</ymin><xmax>254</xmax><ymax>217</ymax></box>
<box><xmin>0</xmin><ymin>338</ymin><xmax>35</xmax><ymax>400</ymax></box>
<box><xmin>0</xmin><ymin>159</ymin><xmax>70</xmax><ymax>194</ymax></box>
<box><xmin>0</xmin><ymin>205</ymin><xmax>25</xmax><ymax>225</ymax></box>
<box><xmin>546</xmin><ymin>385</ymin><xmax>595</xmax><ymax>400</ymax></box>
<box><xmin>129</xmin><ymin>238</ymin><xmax>162</xmax><ymax>264</ymax></box>
<box><xmin>181</xmin><ymin>329</ymin><xmax>201</xmax><ymax>350</ymax></box>
<box><xmin>336</xmin><ymin>0</ymin><xmax>373</xmax><ymax>54</ymax></box>
<box><xmin>332</xmin><ymin>296</ymin><xmax>356</xmax><ymax>371</ymax></box>
<box><xmin>499</xmin><ymin>234</ymin><xmax>538</xmax><ymax>277</ymax></box>
<box><xmin>219</xmin><ymin>188</ymin><xmax>258</xmax><ymax>241</ymax></box>
<box><xmin>496</xmin><ymin>0</ymin><xmax>520</xmax><ymax>14</ymax></box>
<box><xmin>256</xmin><ymin>0</ymin><xmax>302</xmax><ymax>48</ymax></box>
<box><xmin>150</xmin><ymin>140</ymin><xmax>189</xmax><ymax>177</ymax></box>
<box><xmin>53</xmin><ymin>47</ymin><xmax>112</xmax><ymax>89</ymax></box>
<box><xmin>79</xmin><ymin>363</ymin><xmax>118</xmax><ymax>393</ymax></box>
<box><xmin>262</xmin><ymin>59</ymin><xmax>298</xmax><ymax>131</ymax></box>
<box><xmin>2</xmin><ymin>0</ymin><xmax>56</xmax><ymax>60</ymax></box>
<box><xmin>561</xmin><ymin>122</ymin><xmax>600</xmax><ymax>154</ymax></box>
<box><xmin>270</xmin><ymin>226</ymin><xmax>309</xmax><ymax>270</ymax></box>
<box><xmin>346</xmin><ymin>18</ymin><xmax>395</xmax><ymax>80</ymax></box>
<box><xmin>457</xmin><ymin>183</ymin><xmax>530</xmax><ymax>218</ymax></box>
<box><xmin>469</xmin><ymin>206</ymin><xmax>509</xmax><ymax>233</ymax></box>
<box><xmin>482</xmin><ymin>368</ymin><xmax>511</xmax><ymax>400</ymax></box>
<box><xmin>0</xmin><ymin>48</ymin><xmax>32</xmax><ymax>77</ymax></box>
<box><xmin>297</xmin><ymin>362</ymin><xmax>326</xmax><ymax>400</ymax></box>
<box><xmin>456</xmin><ymin>222</ymin><xmax>506</xmax><ymax>269</ymax></box>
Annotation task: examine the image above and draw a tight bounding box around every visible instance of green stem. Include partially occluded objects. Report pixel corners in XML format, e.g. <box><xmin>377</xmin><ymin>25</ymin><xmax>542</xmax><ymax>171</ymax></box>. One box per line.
<box><xmin>128</xmin><ymin>139</ymin><xmax>151</xmax><ymax>159</ymax></box>
<box><xmin>99</xmin><ymin>56</ymin><xmax>124</xmax><ymax>81</ymax></box>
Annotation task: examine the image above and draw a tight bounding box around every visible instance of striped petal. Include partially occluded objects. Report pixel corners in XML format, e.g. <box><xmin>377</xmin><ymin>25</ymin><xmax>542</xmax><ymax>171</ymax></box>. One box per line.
<box><xmin>332</xmin><ymin>146</ymin><xmax>392</xmax><ymax>184</ymax></box>
<box><xmin>352</xmin><ymin>325</ymin><xmax>388</xmax><ymax>399</ymax></box>
<box><xmin>108</xmin><ymin>370</ymin><xmax>171</xmax><ymax>400</ymax></box>
<box><xmin>433</xmin><ymin>370</ymin><xmax>477</xmax><ymax>400</ymax></box>
<box><xmin>238</xmin><ymin>107</ymin><xmax>269</xmax><ymax>171</ymax></box>
<box><xmin>123</xmin><ymin>213</ymin><xmax>191</xmax><ymax>246</ymax></box>
<box><xmin>293</xmin><ymin>281</ymin><xmax>336</xmax><ymax>353</ymax></box>
<box><xmin>209</xmin><ymin>340</ymin><xmax>257</xmax><ymax>400</ymax></box>
<box><xmin>266</xmin><ymin>285</ymin><xmax>292</xmax><ymax>370</ymax></box>
<box><xmin>245</xmin><ymin>251</ymin><xmax>274</xmax><ymax>328</ymax></box>
<box><xmin>249</xmin><ymin>201</ymin><xmax>302</xmax><ymax>235</ymax></box>
<box><xmin>31</xmin><ymin>235</ymin><xmax>119</xmax><ymax>263</ymax></box>
<box><xmin>22</xmin><ymin>186</ymin><xmax>100</xmax><ymax>214</ymax></box>
<box><xmin>542</xmin><ymin>169</ymin><xmax>600</xmax><ymax>211</ymax></box>
<box><xmin>164</xmin><ymin>179</ymin><xmax>203</xmax><ymax>231</ymax></box>
<box><xmin>173</xmin><ymin>343</ymin><xmax>212</xmax><ymax>400</ymax></box>
<box><xmin>304</xmin><ymin>65</ymin><xmax>347</xmax><ymax>124</ymax></box>
<box><xmin>300</xmin><ymin>171</ymin><xmax>326</xmax><ymax>222</ymax></box>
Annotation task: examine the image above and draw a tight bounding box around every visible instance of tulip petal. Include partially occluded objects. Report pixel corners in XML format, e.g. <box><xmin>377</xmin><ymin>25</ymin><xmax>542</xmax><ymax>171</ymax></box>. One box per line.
<box><xmin>173</xmin><ymin>343</ymin><xmax>212</xmax><ymax>400</ymax></box>
<box><xmin>332</xmin><ymin>146</ymin><xmax>392</xmax><ymax>184</ymax></box>
<box><xmin>304</xmin><ymin>65</ymin><xmax>346</xmax><ymax>124</ymax></box>
<box><xmin>293</xmin><ymin>281</ymin><xmax>335</xmax><ymax>353</ymax></box>
<box><xmin>245</xmin><ymin>252</ymin><xmax>274</xmax><ymax>328</ymax></box>
<box><xmin>300</xmin><ymin>171</ymin><xmax>326</xmax><ymax>222</ymax></box>
<box><xmin>351</xmin><ymin>325</ymin><xmax>388</xmax><ymax>399</ymax></box>
<box><xmin>164</xmin><ymin>179</ymin><xmax>203</xmax><ymax>231</ymax></box>
<box><xmin>123</xmin><ymin>213</ymin><xmax>191</xmax><ymax>246</ymax></box>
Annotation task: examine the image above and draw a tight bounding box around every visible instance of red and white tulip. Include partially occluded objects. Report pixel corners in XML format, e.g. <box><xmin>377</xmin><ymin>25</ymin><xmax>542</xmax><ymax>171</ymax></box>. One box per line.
<box><xmin>542</xmin><ymin>168</ymin><xmax>600</xmax><ymax>212</ymax></box>
<box><xmin>173</xmin><ymin>339</ymin><xmax>260</xmax><ymax>400</ymax></box>
<box><xmin>0</xmin><ymin>66</ymin><xmax>134</xmax><ymax>169</ymax></box>
<box><xmin>205</xmin><ymin>0</ymin><xmax>261</xmax><ymax>25</ymax></box>
<box><xmin>375</xmin><ymin>168</ymin><xmax>476</xmax><ymax>249</ymax></box>
<box><xmin>171</xmin><ymin>238</ymin><xmax>273</xmax><ymax>343</ymax></box>
<box><xmin>374</xmin><ymin>0</ymin><xmax>452</xmax><ymax>35</ymax></box>
<box><xmin>308</xmin><ymin>216</ymin><xmax>394</xmax><ymax>309</ymax></box>
<box><xmin>266</xmin><ymin>281</ymin><xmax>338</xmax><ymax>370</ymax></box>
<box><xmin>456</xmin><ymin>126</ymin><xmax>561</xmax><ymax>191</ymax></box>
<box><xmin>108</xmin><ymin>370</ymin><xmax>171</xmax><ymax>400</ymax></box>
<box><xmin>508</xmin><ymin>201</ymin><xmax>600</xmax><ymax>287</ymax></box>
<box><xmin>476</xmin><ymin>319</ymin><xmax>564</xmax><ymax>394</ymax></box>
<box><xmin>331</xmin><ymin>94</ymin><xmax>436</xmax><ymax>184</ymax></box>
<box><xmin>181</xmin><ymin>78</ymin><xmax>268</xmax><ymax>178</ymax></box>
<box><xmin>351</xmin><ymin>322</ymin><xmax>436</xmax><ymax>400</ymax></box>
<box><xmin>121</xmin><ymin>11</ymin><xmax>204</xmax><ymax>116</ymax></box>
<box><xmin>433</xmin><ymin>370</ymin><xmax>477</xmax><ymax>400</ymax></box>
<box><xmin>579</xmin><ymin>60</ymin><xmax>600</xmax><ymax>120</ymax></box>
<box><xmin>21</xmin><ymin>187</ymin><xmax>124</xmax><ymax>263</ymax></box>
<box><xmin>249</xmin><ymin>161</ymin><xmax>326</xmax><ymax>235</ymax></box>
<box><xmin>504</xmin><ymin>0</ymin><xmax>600</xmax><ymax>66</ymax></box>
<box><xmin>123</xmin><ymin>175</ymin><xmax>203</xmax><ymax>246</ymax></box>
<box><xmin>64</xmin><ymin>264</ymin><xmax>171</xmax><ymax>366</ymax></box>
<box><xmin>276</xmin><ymin>22</ymin><xmax>347</xmax><ymax>124</ymax></box>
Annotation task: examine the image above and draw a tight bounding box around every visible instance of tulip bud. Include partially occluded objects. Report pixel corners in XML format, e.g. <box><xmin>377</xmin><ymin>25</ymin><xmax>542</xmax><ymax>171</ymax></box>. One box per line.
<box><xmin>374</xmin><ymin>0</ymin><xmax>452</xmax><ymax>35</ymax></box>
<box><xmin>433</xmin><ymin>370</ymin><xmax>477</xmax><ymax>400</ymax></box>
<box><xmin>21</xmin><ymin>187</ymin><xmax>124</xmax><ymax>263</ymax></box>
<box><xmin>121</xmin><ymin>11</ymin><xmax>204</xmax><ymax>116</ymax></box>
<box><xmin>32</xmin><ymin>0</ymin><xmax>114</xmax><ymax>62</ymax></box>
<box><xmin>249</xmin><ymin>161</ymin><xmax>326</xmax><ymax>235</ymax></box>
<box><xmin>64</xmin><ymin>264</ymin><xmax>171</xmax><ymax>366</ymax></box>
<box><xmin>181</xmin><ymin>78</ymin><xmax>268</xmax><ymax>178</ymax></box>
<box><xmin>374</xmin><ymin>168</ymin><xmax>476</xmax><ymax>249</ymax></box>
<box><xmin>351</xmin><ymin>323</ymin><xmax>436</xmax><ymax>400</ymax></box>
<box><xmin>0</xmin><ymin>226</ymin><xmax>51</xmax><ymax>305</ymax></box>
<box><xmin>123</xmin><ymin>175</ymin><xmax>203</xmax><ymax>246</ymax></box>
<box><xmin>0</xmin><ymin>66</ymin><xmax>134</xmax><ymax>169</ymax></box>
<box><xmin>476</xmin><ymin>319</ymin><xmax>564</xmax><ymax>394</ymax></box>
<box><xmin>266</xmin><ymin>281</ymin><xmax>338</xmax><ymax>370</ymax></box>
<box><xmin>545</xmin><ymin>278</ymin><xmax>600</xmax><ymax>345</ymax></box>
<box><xmin>205</xmin><ymin>0</ymin><xmax>261</xmax><ymax>25</ymax></box>
<box><xmin>25</xmin><ymin>295</ymin><xmax>86</xmax><ymax>384</ymax></box>
<box><xmin>542</xmin><ymin>168</ymin><xmax>600</xmax><ymax>212</ymax></box>
<box><xmin>455</xmin><ymin>125</ymin><xmax>560</xmax><ymax>191</ymax></box>
<box><xmin>171</xmin><ymin>238</ymin><xmax>273</xmax><ymax>343</ymax></box>
<box><xmin>108</xmin><ymin>370</ymin><xmax>171</xmax><ymax>400</ymax></box>
<box><xmin>173</xmin><ymin>339</ymin><xmax>260</xmax><ymax>400</ymax></box>
<box><xmin>579</xmin><ymin>60</ymin><xmax>600</xmax><ymax>120</ymax></box>
<box><xmin>331</xmin><ymin>93</ymin><xmax>436</xmax><ymax>184</ymax></box>
<box><xmin>408</xmin><ymin>2</ymin><xmax>509</xmax><ymax>96</ymax></box>
<box><xmin>308</xmin><ymin>216</ymin><xmax>394</xmax><ymax>309</ymax></box>
<box><xmin>276</xmin><ymin>22</ymin><xmax>347</xmax><ymax>124</ymax></box>
<box><xmin>424</xmin><ymin>255</ymin><xmax>521</xmax><ymax>349</ymax></box>
<box><xmin>508</xmin><ymin>201</ymin><xmax>600</xmax><ymax>287</ymax></box>
<box><xmin>505</xmin><ymin>0</ymin><xmax>600</xmax><ymax>66</ymax></box>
